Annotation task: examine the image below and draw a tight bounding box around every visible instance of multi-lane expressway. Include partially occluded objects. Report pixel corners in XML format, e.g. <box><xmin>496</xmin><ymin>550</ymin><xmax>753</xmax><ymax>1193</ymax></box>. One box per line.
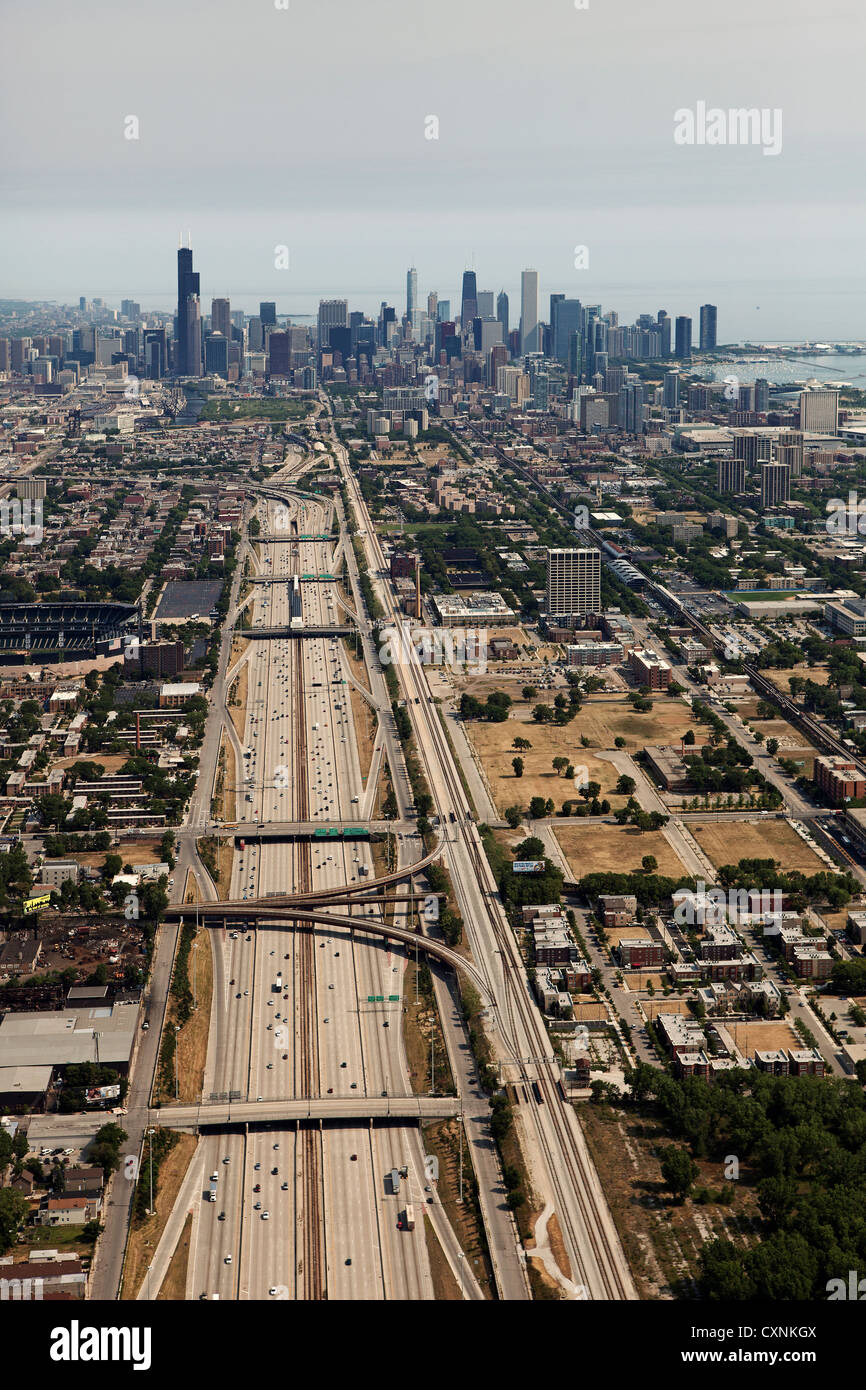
<box><xmin>153</xmin><ymin>488</ymin><xmax>466</xmax><ymax>1301</ymax></box>
<box><xmin>322</xmin><ymin>394</ymin><xmax>637</xmax><ymax>1301</ymax></box>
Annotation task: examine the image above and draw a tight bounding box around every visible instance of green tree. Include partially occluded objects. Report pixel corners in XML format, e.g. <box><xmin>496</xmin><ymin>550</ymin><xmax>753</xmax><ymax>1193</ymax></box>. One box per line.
<box><xmin>642</xmin><ymin>855</ymin><xmax>658</xmax><ymax>874</ymax></box>
<box><xmin>512</xmin><ymin>757</ymin><xmax>524</xmax><ymax>779</ymax></box>
<box><xmin>0</xmin><ymin>1189</ymin><xmax>28</xmax><ymax>1254</ymax></box>
<box><xmin>660</xmin><ymin>1146</ymin><xmax>698</xmax><ymax>1203</ymax></box>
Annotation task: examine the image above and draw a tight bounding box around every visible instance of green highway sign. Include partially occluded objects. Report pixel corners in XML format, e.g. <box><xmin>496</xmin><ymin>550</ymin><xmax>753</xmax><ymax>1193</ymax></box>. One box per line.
<box><xmin>388</xmin><ymin>995</ymin><xmax>400</xmax><ymax>1001</ymax></box>
<box><xmin>368</xmin><ymin>995</ymin><xmax>384</xmax><ymax>1002</ymax></box>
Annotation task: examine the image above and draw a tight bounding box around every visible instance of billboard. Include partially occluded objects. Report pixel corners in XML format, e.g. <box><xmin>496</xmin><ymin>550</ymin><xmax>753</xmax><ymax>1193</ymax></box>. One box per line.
<box><xmin>512</xmin><ymin>861</ymin><xmax>546</xmax><ymax>875</ymax></box>
<box><xmin>22</xmin><ymin>893</ymin><xmax>51</xmax><ymax>914</ymax></box>
<box><xmin>86</xmin><ymin>1085</ymin><xmax>121</xmax><ymax>1102</ymax></box>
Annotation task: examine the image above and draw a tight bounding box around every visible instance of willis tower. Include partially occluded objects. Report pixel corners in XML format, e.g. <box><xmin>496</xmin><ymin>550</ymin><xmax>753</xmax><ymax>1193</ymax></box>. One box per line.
<box><xmin>175</xmin><ymin>242</ymin><xmax>202</xmax><ymax>376</ymax></box>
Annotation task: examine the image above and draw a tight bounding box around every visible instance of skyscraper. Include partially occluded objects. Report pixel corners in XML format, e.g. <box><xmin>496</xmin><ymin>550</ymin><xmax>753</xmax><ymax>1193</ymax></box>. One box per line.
<box><xmin>211</xmin><ymin>298</ymin><xmax>231</xmax><ymax>341</ymax></box>
<box><xmin>657</xmin><ymin>311</ymin><xmax>672</xmax><ymax>357</ymax></box>
<box><xmin>260</xmin><ymin>302</ymin><xmax>277</xmax><ymax>327</ymax></box>
<box><xmin>520</xmin><ymin>269</ymin><xmax>539</xmax><ymax>355</ymax></box>
<box><xmin>552</xmin><ymin>299</ymin><xmax>582</xmax><ymax>365</ymax></box>
<box><xmin>675</xmin><ymin>316</ymin><xmax>692</xmax><ymax>359</ymax></box>
<box><xmin>437</xmin><ymin>300</ymin><xmax>451</xmax><ymax>322</ymax></box>
<box><xmin>754</xmin><ymin>378</ymin><xmax>770</xmax><ymax>413</ymax></box>
<box><xmin>699</xmin><ymin>304</ymin><xmax>717</xmax><ymax>351</ymax></box>
<box><xmin>427</xmin><ymin>291</ymin><xmax>438</xmax><ymax>321</ymax></box>
<box><xmin>175</xmin><ymin>244</ymin><xmax>201</xmax><ymax>376</ymax></box>
<box><xmin>496</xmin><ymin>290</ymin><xmax>509</xmax><ymax>343</ymax></box>
<box><xmin>460</xmin><ymin>271</ymin><xmax>477</xmax><ymax>328</ymax></box>
<box><xmin>318</xmin><ymin>299</ymin><xmax>348</xmax><ymax>349</ymax></box>
<box><xmin>546</xmin><ymin>548</ymin><xmax>602</xmax><ymax>618</ymax></box>
<box><xmin>406</xmin><ymin>267</ymin><xmax>418</xmax><ymax>321</ymax></box>
<box><xmin>476</xmin><ymin>290</ymin><xmax>494</xmax><ymax>319</ymax></box>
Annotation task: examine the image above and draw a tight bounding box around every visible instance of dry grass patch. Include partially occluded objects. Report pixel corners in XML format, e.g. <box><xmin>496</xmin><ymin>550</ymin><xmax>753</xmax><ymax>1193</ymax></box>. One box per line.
<box><xmin>56</xmin><ymin>753</ymin><xmax>130</xmax><ymax>774</ymax></box>
<box><xmin>762</xmin><ymin>664</ymin><xmax>831</xmax><ymax>692</ymax></box>
<box><xmin>227</xmin><ymin>658</ymin><xmax>248</xmax><ymax>742</ymax></box>
<box><xmin>555</xmin><ymin>824</ymin><xmax>689</xmax><ymax>879</ymax></box>
<box><xmin>691</xmin><ymin>819</ymin><xmax>825</xmax><ymax>874</ymax></box>
<box><xmin>422</xmin><ymin>1120</ymin><xmax>494</xmax><ymax>1299</ymax></box>
<box><xmin>157</xmin><ymin>1211</ymin><xmax>192</xmax><ymax>1301</ymax></box>
<box><xmin>643</xmin><ymin>997</ymin><xmax>692</xmax><ymax>1021</ymax></box>
<box><xmin>172</xmin><ymin>925</ymin><xmax>213</xmax><ymax>1102</ymax></box>
<box><xmin>422</xmin><ymin>1214</ymin><xmax>462</xmax><ymax>1300</ymax></box>
<box><xmin>120</xmin><ymin>1132</ymin><xmax>198</xmax><ymax>1300</ymax></box>
<box><xmin>726</xmin><ymin>1020</ymin><xmax>800</xmax><ymax>1053</ymax></box>
<box><xmin>73</xmin><ymin>839</ymin><xmax>164</xmax><ymax>870</ymax></box>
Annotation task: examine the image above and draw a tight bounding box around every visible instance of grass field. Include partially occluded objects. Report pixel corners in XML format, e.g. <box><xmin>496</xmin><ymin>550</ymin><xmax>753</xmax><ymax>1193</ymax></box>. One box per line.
<box><xmin>691</xmin><ymin>819</ymin><xmax>825</xmax><ymax>873</ymax></box>
<box><xmin>762</xmin><ymin>664</ymin><xmax>831</xmax><ymax>692</ymax></box>
<box><xmin>555</xmin><ymin>825</ymin><xmax>690</xmax><ymax>880</ymax></box>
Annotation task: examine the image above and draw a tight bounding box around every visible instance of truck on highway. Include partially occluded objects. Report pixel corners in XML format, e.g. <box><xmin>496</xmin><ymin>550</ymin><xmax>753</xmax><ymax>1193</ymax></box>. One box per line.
<box><xmin>403</xmin><ymin>1205</ymin><xmax>415</xmax><ymax>1231</ymax></box>
<box><xmin>273</xmin><ymin>974</ymin><xmax>283</xmax><ymax>992</ymax></box>
<box><xmin>208</xmin><ymin>1181</ymin><xmax>217</xmax><ymax>1203</ymax></box>
<box><xmin>389</xmin><ymin>1168</ymin><xmax>400</xmax><ymax>1195</ymax></box>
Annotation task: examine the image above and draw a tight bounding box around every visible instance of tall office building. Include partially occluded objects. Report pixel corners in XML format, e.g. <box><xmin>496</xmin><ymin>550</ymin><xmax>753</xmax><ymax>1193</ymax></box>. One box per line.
<box><xmin>267</xmin><ymin>331</ymin><xmax>291</xmax><ymax>377</ymax></box>
<box><xmin>718</xmin><ymin>457</ymin><xmax>746</xmax><ymax>493</ymax></box>
<box><xmin>520</xmin><ymin>269</ymin><xmax>540</xmax><ymax>355</ymax></box>
<box><xmin>496</xmin><ymin>291</ymin><xmax>509</xmax><ymax>343</ymax></box>
<box><xmin>674</xmin><ymin>315</ymin><xmax>692</xmax><ymax>359</ymax></box>
<box><xmin>211</xmin><ymin>298</ymin><xmax>231</xmax><ymax>341</ymax></box>
<box><xmin>175</xmin><ymin>244</ymin><xmax>201</xmax><ymax>376</ymax></box>
<box><xmin>437</xmin><ymin>299</ymin><xmax>451</xmax><ymax>322</ymax></box>
<box><xmin>699</xmin><ymin>304</ymin><xmax>717</xmax><ymax>351</ymax></box>
<box><xmin>260</xmin><ymin>302</ymin><xmax>277</xmax><ymax>327</ymax></box>
<box><xmin>663</xmin><ymin>371</ymin><xmax>680</xmax><ymax>408</ymax></box>
<box><xmin>248</xmin><ymin>317</ymin><xmax>263</xmax><ymax>351</ymax></box>
<box><xmin>204</xmin><ymin>333</ymin><xmax>228</xmax><ymax>376</ymax></box>
<box><xmin>552</xmin><ymin>298</ymin><xmax>582</xmax><ymax>366</ymax></box>
<box><xmin>799</xmin><ymin>388</ymin><xmax>839</xmax><ymax>435</ymax></box>
<box><xmin>460</xmin><ymin>271</ymin><xmax>477</xmax><ymax>328</ymax></box>
<box><xmin>476</xmin><ymin>290</ymin><xmax>494</xmax><ymax>319</ymax></box>
<box><xmin>318</xmin><ymin>299</ymin><xmax>348</xmax><ymax>348</ymax></box>
<box><xmin>406</xmin><ymin>267</ymin><xmax>418</xmax><ymax>321</ymax></box>
<box><xmin>761</xmin><ymin>461</ymin><xmax>791</xmax><ymax>509</ymax></box>
<box><xmin>427</xmin><ymin>290</ymin><xmax>438</xmax><ymax>321</ymax></box>
<box><xmin>754</xmin><ymin>378</ymin><xmax>770</xmax><ymax>413</ymax></box>
<box><xmin>546</xmin><ymin>548</ymin><xmax>602</xmax><ymax>618</ymax></box>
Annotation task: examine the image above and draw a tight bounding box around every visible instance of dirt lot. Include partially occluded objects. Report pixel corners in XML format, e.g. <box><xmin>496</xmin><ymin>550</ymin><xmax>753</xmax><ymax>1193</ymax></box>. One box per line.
<box><xmin>56</xmin><ymin>753</ymin><xmax>130</xmax><ymax>774</ymax></box>
<box><xmin>642</xmin><ymin>997</ymin><xmax>693</xmax><ymax>1021</ymax></box>
<box><xmin>691</xmin><ymin>819</ymin><xmax>825</xmax><ymax>873</ymax></box>
<box><xmin>555</xmin><ymin>824</ymin><xmax>689</xmax><ymax>879</ymax></box>
<box><xmin>726</xmin><ymin>1020</ymin><xmax>800</xmax><ymax>1053</ymax></box>
<box><xmin>72</xmin><ymin>838</ymin><xmax>165</xmax><ymax>869</ymax></box>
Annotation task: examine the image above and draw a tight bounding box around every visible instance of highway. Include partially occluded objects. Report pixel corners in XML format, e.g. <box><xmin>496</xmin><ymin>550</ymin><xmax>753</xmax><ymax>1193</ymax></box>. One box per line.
<box><xmin>323</xmin><ymin>395</ymin><xmax>636</xmax><ymax>1300</ymax></box>
<box><xmin>167</xmin><ymin>485</ymin><xmax>439</xmax><ymax>1300</ymax></box>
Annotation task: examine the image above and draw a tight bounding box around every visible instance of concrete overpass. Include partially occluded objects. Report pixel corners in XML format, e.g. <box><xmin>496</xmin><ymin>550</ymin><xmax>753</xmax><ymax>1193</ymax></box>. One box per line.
<box><xmin>233</xmin><ymin>625</ymin><xmax>353</xmax><ymax>638</ymax></box>
<box><xmin>162</xmin><ymin>902</ymin><xmax>493</xmax><ymax>1002</ymax></box>
<box><xmin>205</xmin><ymin>819</ymin><xmax>393</xmax><ymax>839</ymax></box>
<box><xmin>150</xmin><ymin>1095</ymin><xmax>462</xmax><ymax>1129</ymax></box>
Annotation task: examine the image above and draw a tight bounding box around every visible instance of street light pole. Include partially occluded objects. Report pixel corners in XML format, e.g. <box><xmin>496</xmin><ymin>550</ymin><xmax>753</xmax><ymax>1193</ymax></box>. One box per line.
<box><xmin>458</xmin><ymin>1251</ymin><xmax>464</xmax><ymax>1301</ymax></box>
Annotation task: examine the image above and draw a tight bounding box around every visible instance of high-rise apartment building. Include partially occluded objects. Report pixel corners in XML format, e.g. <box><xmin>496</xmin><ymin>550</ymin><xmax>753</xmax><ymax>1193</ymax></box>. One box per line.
<box><xmin>675</xmin><ymin>315</ymin><xmax>692</xmax><ymax>359</ymax></box>
<box><xmin>761</xmin><ymin>461</ymin><xmax>791</xmax><ymax>509</ymax></box>
<box><xmin>718</xmin><ymin>457</ymin><xmax>746</xmax><ymax>493</ymax></box>
<box><xmin>663</xmin><ymin>370</ymin><xmax>680</xmax><ymax>408</ymax></box>
<box><xmin>733</xmin><ymin>432</ymin><xmax>772</xmax><ymax>468</ymax></box>
<box><xmin>520</xmin><ymin>269</ymin><xmax>540</xmax><ymax>355</ymax></box>
<box><xmin>754</xmin><ymin>378</ymin><xmax>770</xmax><ymax>413</ymax></box>
<box><xmin>318</xmin><ymin>299</ymin><xmax>348</xmax><ymax>348</ymax></box>
<box><xmin>799</xmin><ymin>389</ymin><xmax>839</xmax><ymax>435</ymax></box>
<box><xmin>546</xmin><ymin>548</ymin><xmax>602</xmax><ymax>618</ymax></box>
<box><xmin>699</xmin><ymin>304</ymin><xmax>717</xmax><ymax>351</ymax></box>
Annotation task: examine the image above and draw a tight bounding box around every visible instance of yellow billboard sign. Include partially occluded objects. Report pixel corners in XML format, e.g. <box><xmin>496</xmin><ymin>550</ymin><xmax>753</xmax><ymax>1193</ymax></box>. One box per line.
<box><xmin>22</xmin><ymin>893</ymin><xmax>51</xmax><ymax>914</ymax></box>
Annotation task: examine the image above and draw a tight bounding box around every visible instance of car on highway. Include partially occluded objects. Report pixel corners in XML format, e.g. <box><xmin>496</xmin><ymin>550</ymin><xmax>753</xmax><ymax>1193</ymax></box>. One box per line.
<box><xmin>281</xmin><ymin>1181</ymin><xmax>289</xmax><ymax>1190</ymax></box>
<box><xmin>261</xmin><ymin>1211</ymin><xmax>270</xmax><ymax>1220</ymax></box>
<box><xmin>218</xmin><ymin>1211</ymin><xmax>226</xmax><ymax>1220</ymax></box>
<box><xmin>224</xmin><ymin>1256</ymin><xmax>232</xmax><ymax>1264</ymax></box>
<box><xmin>254</xmin><ymin>1201</ymin><xmax>261</xmax><ymax>1211</ymax></box>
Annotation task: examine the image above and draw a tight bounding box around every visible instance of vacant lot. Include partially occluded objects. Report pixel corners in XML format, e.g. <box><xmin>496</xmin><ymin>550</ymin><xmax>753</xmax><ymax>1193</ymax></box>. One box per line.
<box><xmin>555</xmin><ymin>824</ymin><xmax>690</xmax><ymax>880</ymax></box>
<box><xmin>727</xmin><ymin>1020</ymin><xmax>800</xmax><ymax>1054</ymax></box>
<box><xmin>762</xmin><ymin>664</ymin><xmax>831</xmax><ymax>692</ymax></box>
<box><xmin>691</xmin><ymin>819</ymin><xmax>825</xmax><ymax>873</ymax></box>
<box><xmin>56</xmin><ymin>753</ymin><xmax>130</xmax><ymax>775</ymax></box>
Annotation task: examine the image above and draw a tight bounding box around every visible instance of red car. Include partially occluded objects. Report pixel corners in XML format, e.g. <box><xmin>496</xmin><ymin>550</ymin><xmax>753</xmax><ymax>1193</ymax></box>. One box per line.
<box><xmin>254</xmin><ymin>1183</ymin><xmax>261</xmax><ymax>1193</ymax></box>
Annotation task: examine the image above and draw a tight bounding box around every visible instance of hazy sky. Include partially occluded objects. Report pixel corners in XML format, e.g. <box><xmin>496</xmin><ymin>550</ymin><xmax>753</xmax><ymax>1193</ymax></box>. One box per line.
<box><xmin>2</xmin><ymin>0</ymin><xmax>864</xmax><ymax>340</ymax></box>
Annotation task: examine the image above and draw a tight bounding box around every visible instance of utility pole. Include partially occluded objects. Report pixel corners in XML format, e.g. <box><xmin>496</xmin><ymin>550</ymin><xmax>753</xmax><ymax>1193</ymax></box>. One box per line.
<box><xmin>174</xmin><ymin>1025</ymin><xmax>179</xmax><ymax>1099</ymax></box>
<box><xmin>430</xmin><ymin>1030</ymin><xmax>435</xmax><ymax>1096</ymax></box>
<box><xmin>458</xmin><ymin>1115</ymin><xmax>464</xmax><ymax>1204</ymax></box>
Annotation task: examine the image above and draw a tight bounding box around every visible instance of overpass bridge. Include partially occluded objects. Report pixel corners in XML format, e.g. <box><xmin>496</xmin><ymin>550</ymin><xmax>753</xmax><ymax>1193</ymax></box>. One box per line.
<box><xmin>233</xmin><ymin>625</ymin><xmax>353</xmax><ymax>638</ymax></box>
<box><xmin>150</xmin><ymin>1095</ymin><xmax>461</xmax><ymax>1130</ymax></box>
<box><xmin>162</xmin><ymin>902</ymin><xmax>492</xmax><ymax>1002</ymax></box>
<box><xmin>206</xmin><ymin>819</ymin><xmax>393</xmax><ymax>839</ymax></box>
